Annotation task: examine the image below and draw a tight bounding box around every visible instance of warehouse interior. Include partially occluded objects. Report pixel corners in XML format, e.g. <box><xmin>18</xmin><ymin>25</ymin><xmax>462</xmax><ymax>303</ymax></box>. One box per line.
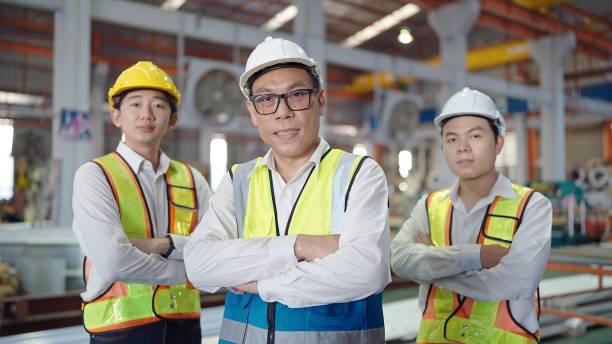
<box><xmin>0</xmin><ymin>0</ymin><xmax>610</xmax><ymax>342</ymax></box>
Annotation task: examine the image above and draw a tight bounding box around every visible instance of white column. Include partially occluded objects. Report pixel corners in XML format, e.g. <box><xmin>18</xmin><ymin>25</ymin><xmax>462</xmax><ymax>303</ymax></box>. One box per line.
<box><xmin>52</xmin><ymin>0</ymin><xmax>92</xmax><ymax>226</ymax></box>
<box><xmin>528</xmin><ymin>33</ymin><xmax>575</xmax><ymax>181</ymax></box>
<box><xmin>512</xmin><ymin>115</ymin><xmax>528</xmax><ymax>184</ymax></box>
<box><xmin>427</xmin><ymin>0</ymin><xmax>480</xmax><ymax>188</ymax></box>
<box><xmin>293</xmin><ymin>0</ymin><xmax>327</xmax><ymax>137</ymax></box>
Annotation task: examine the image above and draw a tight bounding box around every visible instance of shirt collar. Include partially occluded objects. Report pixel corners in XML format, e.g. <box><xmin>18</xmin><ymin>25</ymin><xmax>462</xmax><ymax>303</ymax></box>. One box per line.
<box><xmin>447</xmin><ymin>172</ymin><xmax>516</xmax><ymax>206</ymax></box>
<box><xmin>116</xmin><ymin>141</ymin><xmax>170</xmax><ymax>175</ymax></box>
<box><xmin>251</xmin><ymin>137</ymin><xmax>330</xmax><ymax>179</ymax></box>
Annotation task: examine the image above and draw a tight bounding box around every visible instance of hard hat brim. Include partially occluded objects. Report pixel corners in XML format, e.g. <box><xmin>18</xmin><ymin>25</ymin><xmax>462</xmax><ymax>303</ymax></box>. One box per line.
<box><xmin>239</xmin><ymin>57</ymin><xmax>317</xmax><ymax>98</ymax></box>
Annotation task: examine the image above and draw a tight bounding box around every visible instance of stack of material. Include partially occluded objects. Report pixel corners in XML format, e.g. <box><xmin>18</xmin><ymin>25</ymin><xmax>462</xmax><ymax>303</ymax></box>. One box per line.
<box><xmin>0</xmin><ymin>262</ymin><xmax>19</xmax><ymax>328</ymax></box>
<box><xmin>0</xmin><ymin>263</ymin><xmax>19</xmax><ymax>297</ymax></box>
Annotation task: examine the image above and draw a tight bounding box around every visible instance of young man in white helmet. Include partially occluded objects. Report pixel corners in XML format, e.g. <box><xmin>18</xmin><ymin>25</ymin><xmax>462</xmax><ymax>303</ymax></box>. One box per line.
<box><xmin>185</xmin><ymin>37</ymin><xmax>390</xmax><ymax>343</ymax></box>
<box><xmin>72</xmin><ymin>61</ymin><xmax>212</xmax><ymax>343</ymax></box>
<box><xmin>391</xmin><ymin>87</ymin><xmax>552</xmax><ymax>343</ymax></box>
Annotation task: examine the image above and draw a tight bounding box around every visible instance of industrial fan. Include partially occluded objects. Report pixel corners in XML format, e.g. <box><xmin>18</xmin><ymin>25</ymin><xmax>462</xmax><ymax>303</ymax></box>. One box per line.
<box><xmin>181</xmin><ymin>59</ymin><xmax>245</xmax><ymax>128</ymax></box>
<box><xmin>379</xmin><ymin>91</ymin><xmax>423</xmax><ymax>145</ymax></box>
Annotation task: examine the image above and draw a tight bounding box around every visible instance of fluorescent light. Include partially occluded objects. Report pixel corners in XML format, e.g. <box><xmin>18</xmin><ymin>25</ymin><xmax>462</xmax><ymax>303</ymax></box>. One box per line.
<box><xmin>262</xmin><ymin>5</ymin><xmax>298</xmax><ymax>31</ymax></box>
<box><xmin>353</xmin><ymin>144</ymin><xmax>368</xmax><ymax>156</ymax></box>
<box><xmin>0</xmin><ymin>91</ymin><xmax>44</xmax><ymax>106</ymax></box>
<box><xmin>210</xmin><ymin>134</ymin><xmax>227</xmax><ymax>191</ymax></box>
<box><xmin>398</xmin><ymin>150</ymin><xmax>412</xmax><ymax>178</ymax></box>
<box><xmin>341</xmin><ymin>3</ymin><xmax>420</xmax><ymax>48</ymax></box>
<box><xmin>161</xmin><ymin>0</ymin><xmax>186</xmax><ymax>11</ymax></box>
<box><xmin>0</xmin><ymin>119</ymin><xmax>14</xmax><ymax>158</ymax></box>
<box><xmin>397</xmin><ymin>28</ymin><xmax>414</xmax><ymax>45</ymax></box>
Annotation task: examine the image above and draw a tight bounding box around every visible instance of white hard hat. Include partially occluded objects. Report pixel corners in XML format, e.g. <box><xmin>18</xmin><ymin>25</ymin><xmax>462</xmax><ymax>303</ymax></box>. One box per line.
<box><xmin>239</xmin><ymin>36</ymin><xmax>322</xmax><ymax>98</ymax></box>
<box><xmin>434</xmin><ymin>87</ymin><xmax>505</xmax><ymax>136</ymax></box>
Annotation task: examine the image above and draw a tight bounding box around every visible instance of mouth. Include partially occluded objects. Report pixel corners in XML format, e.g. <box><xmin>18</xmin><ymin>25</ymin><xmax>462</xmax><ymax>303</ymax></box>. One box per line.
<box><xmin>457</xmin><ymin>159</ymin><xmax>474</xmax><ymax>167</ymax></box>
<box><xmin>137</xmin><ymin>125</ymin><xmax>155</xmax><ymax>133</ymax></box>
<box><xmin>274</xmin><ymin>128</ymin><xmax>300</xmax><ymax>140</ymax></box>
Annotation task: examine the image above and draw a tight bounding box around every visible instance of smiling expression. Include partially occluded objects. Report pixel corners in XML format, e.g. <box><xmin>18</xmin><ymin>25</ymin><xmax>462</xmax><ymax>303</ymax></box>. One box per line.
<box><xmin>246</xmin><ymin>67</ymin><xmax>325</xmax><ymax>163</ymax></box>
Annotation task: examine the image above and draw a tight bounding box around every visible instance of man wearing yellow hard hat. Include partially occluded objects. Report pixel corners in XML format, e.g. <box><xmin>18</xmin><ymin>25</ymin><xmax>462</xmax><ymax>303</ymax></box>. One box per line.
<box><xmin>391</xmin><ymin>87</ymin><xmax>552</xmax><ymax>343</ymax></box>
<box><xmin>72</xmin><ymin>61</ymin><xmax>212</xmax><ymax>344</ymax></box>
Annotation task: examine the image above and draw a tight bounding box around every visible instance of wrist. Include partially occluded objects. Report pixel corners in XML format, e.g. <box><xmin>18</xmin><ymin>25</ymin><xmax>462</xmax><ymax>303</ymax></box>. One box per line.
<box><xmin>161</xmin><ymin>234</ymin><xmax>175</xmax><ymax>258</ymax></box>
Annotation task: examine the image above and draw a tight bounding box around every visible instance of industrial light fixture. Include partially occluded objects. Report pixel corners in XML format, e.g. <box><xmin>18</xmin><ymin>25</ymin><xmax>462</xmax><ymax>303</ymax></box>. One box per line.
<box><xmin>0</xmin><ymin>91</ymin><xmax>44</xmax><ymax>106</ymax></box>
<box><xmin>341</xmin><ymin>3</ymin><xmax>420</xmax><ymax>48</ymax></box>
<box><xmin>352</xmin><ymin>143</ymin><xmax>368</xmax><ymax>156</ymax></box>
<box><xmin>262</xmin><ymin>5</ymin><xmax>298</xmax><ymax>31</ymax></box>
<box><xmin>161</xmin><ymin>0</ymin><xmax>186</xmax><ymax>11</ymax></box>
<box><xmin>397</xmin><ymin>27</ymin><xmax>414</xmax><ymax>45</ymax></box>
<box><xmin>398</xmin><ymin>149</ymin><xmax>412</xmax><ymax>178</ymax></box>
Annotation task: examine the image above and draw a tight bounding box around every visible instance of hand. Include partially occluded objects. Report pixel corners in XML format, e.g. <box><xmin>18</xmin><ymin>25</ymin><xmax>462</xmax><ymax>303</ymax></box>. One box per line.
<box><xmin>129</xmin><ymin>237</ymin><xmax>170</xmax><ymax>255</ymax></box>
<box><xmin>415</xmin><ymin>231</ymin><xmax>432</xmax><ymax>246</ymax></box>
<box><xmin>230</xmin><ymin>282</ymin><xmax>258</xmax><ymax>295</ymax></box>
<box><xmin>294</xmin><ymin>234</ymin><xmax>340</xmax><ymax>262</ymax></box>
<box><xmin>480</xmin><ymin>245</ymin><xmax>509</xmax><ymax>268</ymax></box>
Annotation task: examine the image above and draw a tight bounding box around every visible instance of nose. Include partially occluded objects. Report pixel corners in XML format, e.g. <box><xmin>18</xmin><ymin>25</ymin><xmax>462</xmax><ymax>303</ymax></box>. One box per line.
<box><xmin>139</xmin><ymin>102</ymin><xmax>155</xmax><ymax>121</ymax></box>
<box><xmin>273</xmin><ymin>95</ymin><xmax>294</xmax><ymax>120</ymax></box>
<box><xmin>457</xmin><ymin>137</ymin><xmax>471</xmax><ymax>153</ymax></box>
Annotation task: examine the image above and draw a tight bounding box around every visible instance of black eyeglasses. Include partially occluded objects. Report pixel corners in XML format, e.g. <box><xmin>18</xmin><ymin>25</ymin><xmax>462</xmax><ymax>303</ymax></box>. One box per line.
<box><xmin>249</xmin><ymin>88</ymin><xmax>317</xmax><ymax>115</ymax></box>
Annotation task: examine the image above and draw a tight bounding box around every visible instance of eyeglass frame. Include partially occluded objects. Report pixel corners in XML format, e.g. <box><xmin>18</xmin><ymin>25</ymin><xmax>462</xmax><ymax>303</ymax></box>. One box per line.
<box><xmin>248</xmin><ymin>88</ymin><xmax>319</xmax><ymax>115</ymax></box>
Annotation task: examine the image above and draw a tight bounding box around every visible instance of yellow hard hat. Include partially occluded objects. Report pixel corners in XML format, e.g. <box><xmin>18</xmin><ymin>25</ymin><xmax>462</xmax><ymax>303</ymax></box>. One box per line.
<box><xmin>107</xmin><ymin>61</ymin><xmax>180</xmax><ymax>108</ymax></box>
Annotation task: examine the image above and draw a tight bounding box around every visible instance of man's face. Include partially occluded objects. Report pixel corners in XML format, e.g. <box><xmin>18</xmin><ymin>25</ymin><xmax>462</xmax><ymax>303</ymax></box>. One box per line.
<box><xmin>441</xmin><ymin>115</ymin><xmax>503</xmax><ymax>181</ymax></box>
<box><xmin>111</xmin><ymin>89</ymin><xmax>177</xmax><ymax>149</ymax></box>
<box><xmin>246</xmin><ymin>67</ymin><xmax>325</xmax><ymax>162</ymax></box>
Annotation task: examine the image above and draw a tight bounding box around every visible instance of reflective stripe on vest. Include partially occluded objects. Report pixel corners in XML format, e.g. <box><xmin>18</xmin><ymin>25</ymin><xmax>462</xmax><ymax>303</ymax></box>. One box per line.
<box><xmin>417</xmin><ymin>184</ymin><xmax>540</xmax><ymax>344</ymax></box>
<box><xmin>221</xmin><ymin>149</ymin><xmax>384</xmax><ymax>344</ymax></box>
<box><xmin>82</xmin><ymin>152</ymin><xmax>200</xmax><ymax>333</ymax></box>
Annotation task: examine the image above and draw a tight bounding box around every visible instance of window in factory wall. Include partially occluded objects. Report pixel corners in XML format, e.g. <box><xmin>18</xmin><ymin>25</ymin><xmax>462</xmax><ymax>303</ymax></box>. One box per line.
<box><xmin>210</xmin><ymin>134</ymin><xmax>227</xmax><ymax>192</ymax></box>
<box><xmin>0</xmin><ymin>119</ymin><xmax>15</xmax><ymax>200</ymax></box>
<box><xmin>398</xmin><ymin>150</ymin><xmax>413</xmax><ymax>178</ymax></box>
<box><xmin>353</xmin><ymin>144</ymin><xmax>367</xmax><ymax>156</ymax></box>
<box><xmin>496</xmin><ymin>130</ymin><xmax>517</xmax><ymax>179</ymax></box>
<box><xmin>496</xmin><ymin>131</ymin><xmax>517</xmax><ymax>167</ymax></box>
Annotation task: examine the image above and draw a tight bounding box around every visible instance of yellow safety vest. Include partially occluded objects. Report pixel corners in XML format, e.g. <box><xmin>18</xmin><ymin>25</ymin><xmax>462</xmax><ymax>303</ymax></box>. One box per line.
<box><xmin>82</xmin><ymin>152</ymin><xmax>201</xmax><ymax>333</ymax></box>
<box><xmin>417</xmin><ymin>184</ymin><xmax>540</xmax><ymax>344</ymax></box>
<box><xmin>220</xmin><ymin>148</ymin><xmax>385</xmax><ymax>343</ymax></box>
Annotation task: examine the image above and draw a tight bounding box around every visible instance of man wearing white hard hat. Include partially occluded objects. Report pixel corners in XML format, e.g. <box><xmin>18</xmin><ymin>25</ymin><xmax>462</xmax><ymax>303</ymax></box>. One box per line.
<box><xmin>185</xmin><ymin>37</ymin><xmax>390</xmax><ymax>343</ymax></box>
<box><xmin>391</xmin><ymin>87</ymin><xmax>552</xmax><ymax>343</ymax></box>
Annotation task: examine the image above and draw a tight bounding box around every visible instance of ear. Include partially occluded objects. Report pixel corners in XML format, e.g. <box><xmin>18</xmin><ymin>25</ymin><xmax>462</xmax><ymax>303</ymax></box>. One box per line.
<box><xmin>110</xmin><ymin>108</ymin><xmax>122</xmax><ymax>128</ymax></box>
<box><xmin>168</xmin><ymin>112</ymin><xmax>178</xmax><ymax>130</ymax></box>
<box><xmin>317</xmin><ymin>89</ymin><xmax>326</xmax><ymax>117</ymax></box>
<box><xmin>246</xmin><ymin>100</ymin><xmax>259</xmax><ymax>128</ymax></box>
<box><xmin>495</xmin><ymin>135</ymin><xmax>504</xmax><ymax>155</ymax></box>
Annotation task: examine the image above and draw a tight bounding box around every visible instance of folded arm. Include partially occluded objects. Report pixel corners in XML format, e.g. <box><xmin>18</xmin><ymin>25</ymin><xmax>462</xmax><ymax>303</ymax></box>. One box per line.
<box><xmin>72</xmin><ymin>163</ymin><xmax>186</xmax><ymax>286</ymax></box>
<box><xmin>433</xmin><ymin>193</ymin><xmax>552</xmax><ymax>301</ymax></box>
<box><xmin>256</xmin><ymin>160</ymin><xmax>392</xmax><ymax>307</ymax></box>
<box><xmin>390</xmin><ymin>196</ymin><xmax>482</xmax><ymax>283</ymax></box>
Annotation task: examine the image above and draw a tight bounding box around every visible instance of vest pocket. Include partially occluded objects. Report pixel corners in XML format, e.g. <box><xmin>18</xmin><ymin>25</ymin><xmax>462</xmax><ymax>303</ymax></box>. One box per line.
<box><xmin>244</xmin><ymin>214</ymin><xmax>277</xmax><ymax>239</ymax></box>
<box><xmin>306</xmin><ymin>300</ymin><xmax>366</xmax><ymax>331</ymax></box>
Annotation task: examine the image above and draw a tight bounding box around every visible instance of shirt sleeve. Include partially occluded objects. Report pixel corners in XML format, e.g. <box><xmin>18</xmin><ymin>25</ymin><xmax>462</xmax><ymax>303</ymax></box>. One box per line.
<box><xmin>390</xmin><ymin>196</ymin><xmax>482</xmax><ymax>283</ymax></box>
<box><xmin>257</xmin><ymin>158</ymin><xmax>391</xmax><ymax>308</ymax></box>
<box><xmin>433</xmin><ymin>192</ymin><xmax>552</xmax><ymax>301</ymax></box>
<box><xmin>72</xmin><ymin>163</ymin><xmax>186</xmax><ymax>287</ymax></box>
<box><xmin>168</xmin><ymin>166</ymin><xmax>213</xmax><ymax>260</ymax></box>
<box><xmin>184</xmin><ymin>172</ymin><xmax>299</xmax><ymax>293</ymax></box>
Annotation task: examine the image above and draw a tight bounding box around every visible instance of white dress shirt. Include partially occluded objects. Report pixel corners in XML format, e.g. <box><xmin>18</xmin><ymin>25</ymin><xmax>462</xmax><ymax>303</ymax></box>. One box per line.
<box><xmin>72</xmin><ymin>142</ymin><xmax>212</xmax><ymax>302</ymax></box>
<box><xmin>185</xmin><ymin>138</ymin><xmax>391</xmax><ymax>308</ymax></box>
<box><xmin>391</xmin><ymin>173</ymin><xmax>552</xmax><ymax>332</ymax></box>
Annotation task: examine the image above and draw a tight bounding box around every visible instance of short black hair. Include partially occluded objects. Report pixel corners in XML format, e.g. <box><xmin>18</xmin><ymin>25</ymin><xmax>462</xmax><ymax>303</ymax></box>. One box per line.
<box><xmin>113</xmin><ymin>88</ymin><xmax>177</xmax><ymax>114</ymax></box>
<box><xmin>440</xmin><ymin>114</ymin><xmax>500</xmax><ymax>141</ymax></box>
<box><xmin>246</xmin><ymin>62</ymin><xmax>320</xmax><ymax>96</ymax></box>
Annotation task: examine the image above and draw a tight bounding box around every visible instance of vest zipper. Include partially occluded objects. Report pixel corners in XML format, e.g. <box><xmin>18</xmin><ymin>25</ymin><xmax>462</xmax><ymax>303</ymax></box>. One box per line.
<box><xmin>267</xmin><ymin>302</ymin><xmax>276</xmax><ymax>344</ymax></box>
